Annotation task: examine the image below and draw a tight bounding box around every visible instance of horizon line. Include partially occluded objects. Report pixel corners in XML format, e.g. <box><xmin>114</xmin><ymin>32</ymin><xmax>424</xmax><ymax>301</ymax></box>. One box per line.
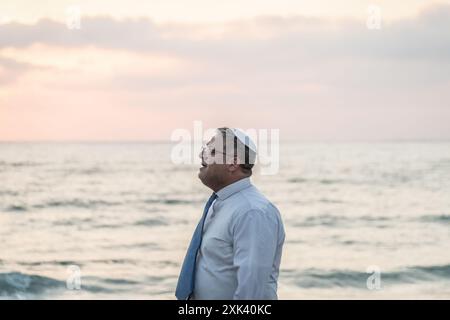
<box><xmin>1</xmin><ymin>138</ymin><xmax>449</xmax><ymax>144</ymax></box>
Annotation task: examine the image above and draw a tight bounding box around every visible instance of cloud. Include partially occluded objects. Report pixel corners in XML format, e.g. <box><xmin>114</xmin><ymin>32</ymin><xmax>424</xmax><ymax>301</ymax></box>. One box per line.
<box><xmin>1</xmin><ymin>3</ymin><xmax>449</xmax><ymax>90</ymax></box>
<box><xmin>1</xmin><ymin>3</ymin><xmax>450</xmax><ymax>140</ymax></box>
<box><xmin>0</xmin><ymin>17</ymin><xmax>163</xmax><ymax>50</ymax></box>
<box><xmin>1</xmin><ymin>4</ymin><xmax>449</xmax><ymax>60</ymax></box>
<box><xmin>0</xmin><ymin>56</ymin><xmax>37</xmax><ymax>84</ymax></box>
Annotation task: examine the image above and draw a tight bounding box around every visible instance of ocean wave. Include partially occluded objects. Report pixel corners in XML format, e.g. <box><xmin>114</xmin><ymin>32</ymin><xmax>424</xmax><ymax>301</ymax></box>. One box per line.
<box><xmin>52</xmin><ymin>218</ymin><xmax>94</xmax><ymax>226</ymax></box>
<box><xmin>292</xmin><ymin>214</ymin><xmax>394</xmax><ymax>228</ymax></box>
<box><xmin>45</xmin><ymin>167</ymin><xmax>109</xmax><ymax>176</ymax></box>
<box><xmin>0</xmin><ymin>190</ymin><xmax>19</xmax><ymax>196</ymax></box>
<box><xmin>420</xmin><ymin>214</ymin><xmax>450</xmax><ymax>224</ymax></box>
<box><xmin>287</xmin><ymin>175</ymin><xmax>422</xmax><ymax>186</ymax></box>
<box><xmin>293</xmin><ymin>215</ymin><xmax>344</xmax><ymax>227</ymax></box>
<box><xmin>16</xmin><ymin>261</ymin><xmax>77</xmax><ymax>267</ymax></box>
<box><xmin>15</xmin><ymin>259</ymin><xmax>137</xmax><ymax>267</ymax></box>
<box><xmin>5</xmin><ymin>205</ymin><xmax>28</xmax><ymax>212</ymax></box>
<box><xmin>99</xmin><ymin>278</ymin><xmax>140</xmax><ymax>285</ymax></box>
<box><xmin>55</xmin><ymin>218</ymin><xmax>169</xmax><ymax>230</ymax></box>
<box><xmin>0</xmin><ymin>161</ymin><xmax>45</xmax><ymax>168</ymax></box>
<box><xmin>101</xmin><ymin>242</ymin><xmax>160</xmax><ymax>250</ymax></box>
<box><xmin>287</xmin><ymin>178</ymin><xmax>308</xmax><ymax>184</ymax></box>
<box><xmin>143</xmin><ymin>198</ymin><xmax>196</xmax><ymax>205</ymax></box>
<box><xmin>414</xmin><ymin>264</ymin><xmax>450</xmax><ymax>278</ymax></box>
<box><xmin>285</xmin><ymin>264</ymin><xmax>450</xmax><ymax>289</ymax></box>
<box><xmin>133</xmin><ymin>218</ymin><xmax>168</xmax><ymax>227</ymax></box>
<box><xmin>72</xmin><ymin>167</ymin><xmax>106</xmax><ymax>175</ymax></box>
<box><xmin>288</xmin><ymin>178</ymin><xmax>345</xmax><ymax>185</ymax></box>
<box><xmin>0</xmin><ymin>272</ymin><xmax>65</xmax><ymax>297</ymax></box>
<box><xmin>80</xmin><ymin>275</ymin><xmax>165</xmax><ymax>292</ymax></box>
<box><xmin>33</xmin><ymin>199</ymin><xmax>123</xmax><ymax>210</ymax></box>
<box><xmin>287</xmin><ymin>177</ymin><xmax>374</xmax><ymax>185</ymax></box>
<box><xmin>0</xmin><ymin>272</ymin><xmax>120</xmax><ymax>298</ymax></box>
<box><xmin>3</xmin><ymin>200</ymin><xmax>115</xmax><ymax>212</ymax></box>
<box><xmin>4</xmin><ymin>198</ymin><xmax>197</xmax><ymax>212</ymax></box>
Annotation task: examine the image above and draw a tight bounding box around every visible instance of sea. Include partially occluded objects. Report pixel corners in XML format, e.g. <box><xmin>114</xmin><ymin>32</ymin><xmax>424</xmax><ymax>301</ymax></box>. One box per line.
<box><xmin>0</xmin><ymin>142</ymin><xmax>449</xmax><ymax>299</ymax></box>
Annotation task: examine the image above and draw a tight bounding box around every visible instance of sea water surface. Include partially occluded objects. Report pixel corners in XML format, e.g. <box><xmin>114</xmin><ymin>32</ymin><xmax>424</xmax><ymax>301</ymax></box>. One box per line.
<box><xmin>0</xmin><ymin>142</ymin><xmax>449</xmax><ymax>299</ymax></box>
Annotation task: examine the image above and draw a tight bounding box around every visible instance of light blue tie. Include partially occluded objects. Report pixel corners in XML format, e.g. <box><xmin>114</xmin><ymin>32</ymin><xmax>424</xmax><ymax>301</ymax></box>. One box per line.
<box><xmin>175</xmin><ymin>193</ymin><xmax>218</xmax><ymax>300</ymax></box>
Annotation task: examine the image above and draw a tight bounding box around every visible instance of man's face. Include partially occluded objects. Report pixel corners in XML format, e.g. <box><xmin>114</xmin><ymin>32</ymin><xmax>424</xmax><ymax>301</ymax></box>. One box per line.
<box><xmin>198</xmin><ymin>135</ymin><xmax>229</xmax><ymax>188</ymax></box>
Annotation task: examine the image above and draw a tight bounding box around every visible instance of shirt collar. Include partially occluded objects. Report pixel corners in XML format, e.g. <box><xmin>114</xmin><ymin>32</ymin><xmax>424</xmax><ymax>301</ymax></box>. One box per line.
<box><xmin>216</xmin><ymin>177</ymin><xmax>252</xmax><ymax>201</ymax></box>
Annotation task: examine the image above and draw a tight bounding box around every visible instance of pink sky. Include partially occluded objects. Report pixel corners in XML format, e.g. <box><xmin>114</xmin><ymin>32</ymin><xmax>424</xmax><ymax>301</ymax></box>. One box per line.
<box><xmin>1</xmin><ymin>1</ymin><xmax>450</xmax><ymax>141</ymax></box>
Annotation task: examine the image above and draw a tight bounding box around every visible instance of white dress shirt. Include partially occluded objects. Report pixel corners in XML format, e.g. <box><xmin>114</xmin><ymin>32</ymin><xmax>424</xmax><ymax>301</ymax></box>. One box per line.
<box><xmin>192</xmin><ymin>177</ymin><xmax>285</xmax><ymax>300</ymax></box>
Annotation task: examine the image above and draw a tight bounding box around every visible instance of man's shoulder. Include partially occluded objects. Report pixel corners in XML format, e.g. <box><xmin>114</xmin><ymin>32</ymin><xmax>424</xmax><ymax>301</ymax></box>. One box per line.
<box><xmin>231</xmin><ymin>184</ymin><xmax>279</xmax><ymax>216</ymax></box>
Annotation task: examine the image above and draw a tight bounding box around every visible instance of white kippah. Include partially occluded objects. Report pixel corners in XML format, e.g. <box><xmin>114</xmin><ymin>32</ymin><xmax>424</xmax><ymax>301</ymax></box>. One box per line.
<box><xmin>231</xmin><ymin>128</ymin><xmax>257</xmax><ymax>154</ymax></box>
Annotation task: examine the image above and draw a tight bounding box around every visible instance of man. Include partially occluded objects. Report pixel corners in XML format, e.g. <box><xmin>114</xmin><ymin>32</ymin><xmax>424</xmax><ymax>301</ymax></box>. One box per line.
<box><xmin>175</xmin><ymin>127</ymin><xmax>285</xmax><ymax>300</ymax></box>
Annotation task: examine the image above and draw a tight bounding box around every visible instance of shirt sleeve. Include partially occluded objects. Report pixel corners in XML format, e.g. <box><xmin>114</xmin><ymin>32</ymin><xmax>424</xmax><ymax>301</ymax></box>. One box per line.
<box><xmin>231</xmin><ymin>208</ymin><xmax>279</xmax><ymax>300</ymax></box>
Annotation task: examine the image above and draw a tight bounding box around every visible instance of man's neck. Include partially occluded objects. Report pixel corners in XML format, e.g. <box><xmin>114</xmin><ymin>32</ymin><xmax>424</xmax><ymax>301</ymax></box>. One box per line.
<box><xmin>210</xmin><ymin>176</ymin><xmax>249</xmax><ymax>193</ymax></box>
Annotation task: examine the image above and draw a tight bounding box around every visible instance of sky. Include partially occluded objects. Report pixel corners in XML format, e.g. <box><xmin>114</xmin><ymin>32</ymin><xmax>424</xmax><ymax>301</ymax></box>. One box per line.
<box><xmin>1</xmin><ymin>0</ymin><xmax>450</xmax><ymax>141</ymax></box>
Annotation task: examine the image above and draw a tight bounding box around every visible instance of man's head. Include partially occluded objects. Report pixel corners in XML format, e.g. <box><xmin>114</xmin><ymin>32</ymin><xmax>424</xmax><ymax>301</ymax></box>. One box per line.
<box><xmin>198</xmin><ymin>127</ymin><xmax>257</xmax><ymax>192</ymax></box>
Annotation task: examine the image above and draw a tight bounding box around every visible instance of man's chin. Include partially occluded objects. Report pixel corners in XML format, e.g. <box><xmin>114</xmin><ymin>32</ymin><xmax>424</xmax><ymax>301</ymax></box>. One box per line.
<box><xmin>199</xmin><ymin>167</ymin><xmax>213</xmax><ymax>186</ymax></box>
<box><xmin>198</xmin><ymin>168</ymin><xmax>206</xmax><ymax>180</ymax></box>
